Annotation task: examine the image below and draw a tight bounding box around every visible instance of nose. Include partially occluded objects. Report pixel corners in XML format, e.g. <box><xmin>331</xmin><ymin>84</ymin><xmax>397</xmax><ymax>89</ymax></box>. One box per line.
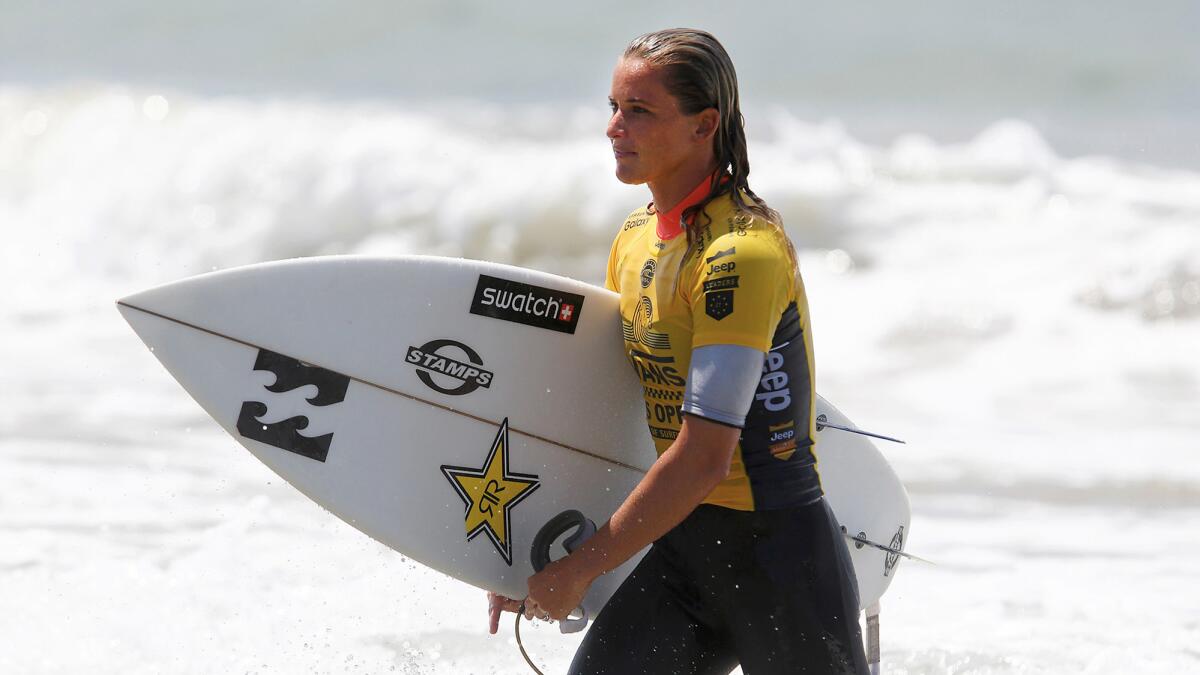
<box><xmin>606</xmin><ymin>111</ymin><xmax>623</xmax><ymax>140</ymax></box>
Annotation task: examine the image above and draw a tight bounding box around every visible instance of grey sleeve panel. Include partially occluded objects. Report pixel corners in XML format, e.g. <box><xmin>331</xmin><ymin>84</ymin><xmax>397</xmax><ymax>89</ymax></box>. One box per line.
<box><xmin>681</xmin><ymin>344</ymin><xmax>766</xmax><ymax>428</ymax></box>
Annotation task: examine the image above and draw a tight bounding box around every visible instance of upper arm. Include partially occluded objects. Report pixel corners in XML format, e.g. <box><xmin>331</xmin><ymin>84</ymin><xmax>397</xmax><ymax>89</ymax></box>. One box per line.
<box><xmin>682</xmin><ymin>343</ymin><xmax>764</xmax><ymax>428</ymax></box>
<box><xmin>688</xmin><ymin>233</ymin><xmax>792</xmax><ymax>352</ymax></box>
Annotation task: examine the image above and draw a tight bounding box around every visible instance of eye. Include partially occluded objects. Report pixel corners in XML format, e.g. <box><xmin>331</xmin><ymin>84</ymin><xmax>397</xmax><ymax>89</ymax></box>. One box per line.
<box><xmin>608</xmin><ymin>100</ymin><xmax>618</xmax><ymax>113</ymax></box>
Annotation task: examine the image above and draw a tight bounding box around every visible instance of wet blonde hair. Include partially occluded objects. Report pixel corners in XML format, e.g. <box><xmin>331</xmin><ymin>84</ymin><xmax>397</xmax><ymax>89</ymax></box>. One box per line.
<box><xmin>624</xmin><ymin>28</ymin><xmax>795</xmax><ymax>269</ymax></box>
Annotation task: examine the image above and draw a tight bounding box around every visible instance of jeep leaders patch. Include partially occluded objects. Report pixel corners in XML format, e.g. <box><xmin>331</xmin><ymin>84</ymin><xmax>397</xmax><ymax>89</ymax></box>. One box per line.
<box><xmin>702</xmin><ymin>275</ymin><xmax>739</xmax><ymax>293</ymax></box>
<box><xmin>705</xmin><ymin>289</ymin><xmax>734</xmax><ymax>320</ymax></box>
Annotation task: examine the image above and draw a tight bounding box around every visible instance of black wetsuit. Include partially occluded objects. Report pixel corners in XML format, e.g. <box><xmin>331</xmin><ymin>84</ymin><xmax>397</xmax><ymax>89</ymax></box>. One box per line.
<box><xmin>567</xmin><ymin>499</ymin><xmax>868</xmax><ymax>675</ymax></box>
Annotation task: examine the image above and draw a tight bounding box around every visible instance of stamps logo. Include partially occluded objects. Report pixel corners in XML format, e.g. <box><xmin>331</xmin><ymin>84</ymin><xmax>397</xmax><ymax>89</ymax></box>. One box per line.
<box><xmin>470</xmin><ymin>274</ymin><xmax>585</xmax><ymax>335</ymax></box>
<box><xmin>406</xmin><ymin>339</ymin><xmax>494</xmax><ymax>396</ymax></box>
<box><xmin>236</xmin><ymin>349</ymin><xmax>350</xmax><ymax>462</ymax></box>
<box><xmin>440</xmin><ymin>418</ymin><xmax>541</xmax><ymax>566</ymax></box>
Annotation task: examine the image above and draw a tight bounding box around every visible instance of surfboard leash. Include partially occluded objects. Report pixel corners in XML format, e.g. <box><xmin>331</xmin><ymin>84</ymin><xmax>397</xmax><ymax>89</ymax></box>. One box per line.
<box><xmin>514</xmin><ymin>601</ymin><xmax>546</xmax><ymax>675</ymax></box>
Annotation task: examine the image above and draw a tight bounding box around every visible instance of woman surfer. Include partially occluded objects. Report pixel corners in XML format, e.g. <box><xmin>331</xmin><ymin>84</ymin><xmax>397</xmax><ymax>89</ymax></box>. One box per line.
<box><xmin>489</xmin><ymin>28</ymin><xmax>869</xmax><ymax>675</ymax></box>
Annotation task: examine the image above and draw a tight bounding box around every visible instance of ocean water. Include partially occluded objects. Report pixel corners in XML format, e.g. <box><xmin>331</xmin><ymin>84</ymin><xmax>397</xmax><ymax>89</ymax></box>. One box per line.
<box><xmin>2</xmin><ymin>3</ymin><xmax>1199</xmax><ymax>673</ymax></box>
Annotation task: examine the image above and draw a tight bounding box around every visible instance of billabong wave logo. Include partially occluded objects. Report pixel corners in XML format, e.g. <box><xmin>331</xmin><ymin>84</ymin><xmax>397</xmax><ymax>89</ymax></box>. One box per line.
<box><xmin>440</xmin><ymin>418</ymin><xmax>541</xmax><ymax>565</ymax></box>
<box><xmin>236</xmin><ymin>349</ymin><xmax>350</xmax><ymax>462</ymax></box>
<box><xmin>470</xmin><ymin>274</ymin><xmax>585</xmax><ymax>334</ymax></box>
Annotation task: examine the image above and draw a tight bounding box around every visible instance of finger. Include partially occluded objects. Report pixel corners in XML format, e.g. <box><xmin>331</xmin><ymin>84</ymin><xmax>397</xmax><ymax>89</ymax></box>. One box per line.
<box><xmin>489</xmin><ymin>599</ymin><xmax>502</xmax><ymax>635</ymax></box>
<box><xmin>488</xmin><ymin>593</ymin><xmax>526</xmax><ymax>632</ymax></box>
<box><xmin>489</xmin><ymin>593</ymin><xmax>523</xmax><ymax>610</ymax></box>
<box><xmin>495</xmin><ymin>596</ymin><xmax>522</xmax><ymax>613</ymax></box>
<box><xmin>522</xmin><ymin>599</ymin><xmax>538</xmax><ymax>620</ymax></box>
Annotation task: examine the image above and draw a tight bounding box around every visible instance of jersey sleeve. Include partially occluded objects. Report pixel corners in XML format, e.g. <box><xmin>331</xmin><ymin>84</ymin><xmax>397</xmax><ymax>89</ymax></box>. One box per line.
<box><xmin>688</xmin><ymin>231</ymin><xmax>792</xmax><ymax>352</ymax></box>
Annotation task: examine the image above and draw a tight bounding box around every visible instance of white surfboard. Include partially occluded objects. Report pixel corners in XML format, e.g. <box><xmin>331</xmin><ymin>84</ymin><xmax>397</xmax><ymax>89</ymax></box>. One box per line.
<box><xmin>117</xmin><ymin>255</ymin><xmax>910</xmax><ymax>618</ymax></box>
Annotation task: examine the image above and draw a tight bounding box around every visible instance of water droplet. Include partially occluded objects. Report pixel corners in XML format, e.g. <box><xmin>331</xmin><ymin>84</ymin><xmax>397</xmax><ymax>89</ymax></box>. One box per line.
<box><xmin>1046</xmin><ymin>193</ymin><xmax>1072</xmax><ymax>220</ymax></box>
<box><xmin>143</xmin><ymin>94</ymin><xmax>170</xmax><ymax>121</ymax></box>
<box><xmin>824</xmin><ymin>249</ymin><xmax>854</xmax><ymax>275</ymax></box>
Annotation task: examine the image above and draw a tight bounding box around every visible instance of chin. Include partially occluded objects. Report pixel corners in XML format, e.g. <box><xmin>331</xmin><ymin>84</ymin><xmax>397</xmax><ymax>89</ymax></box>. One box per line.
<box><xmin>614</xmin><ymin>164</ymin><xmax>647</xmax><ymax>186</ymax></box>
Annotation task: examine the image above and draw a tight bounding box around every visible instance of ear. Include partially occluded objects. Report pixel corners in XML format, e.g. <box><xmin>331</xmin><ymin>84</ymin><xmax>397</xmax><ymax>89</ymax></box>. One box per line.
<box><xmin>693</xmin><ymin>108</ymin><xmax>720</xmax><ymax>143</ymax></box>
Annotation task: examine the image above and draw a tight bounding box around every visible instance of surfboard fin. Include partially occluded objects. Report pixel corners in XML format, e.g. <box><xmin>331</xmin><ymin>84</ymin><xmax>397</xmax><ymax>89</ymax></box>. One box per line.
<box><xmin>843</xmin><ymin>532</ymin><xmax>936</xmax><ymax>565</ymax></box>
<box><xmin>816</xmin><ymin>414</ymin><xmax>906</xmax><ymax>444</ymax></box>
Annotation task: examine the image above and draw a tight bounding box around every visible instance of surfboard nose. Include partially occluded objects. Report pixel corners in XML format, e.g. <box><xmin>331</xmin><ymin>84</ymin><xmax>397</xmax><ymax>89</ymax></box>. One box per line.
<box><xmin>116</xmin><ymin>291</ymin><xmax>165</xmax><ymax>346</ymax></box>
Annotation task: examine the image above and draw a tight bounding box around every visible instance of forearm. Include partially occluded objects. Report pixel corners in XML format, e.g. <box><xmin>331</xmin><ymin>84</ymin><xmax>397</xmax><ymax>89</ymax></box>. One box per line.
<box><xmin>567</xmin><ymin>419</ymin><xmax>735</xmax><ymax>582</ymax></box>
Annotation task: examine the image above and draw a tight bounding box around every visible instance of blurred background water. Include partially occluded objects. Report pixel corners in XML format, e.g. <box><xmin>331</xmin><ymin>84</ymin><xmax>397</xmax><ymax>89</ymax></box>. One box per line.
<box><xmin>2</xmin><ymin>2</ymin><xmax>1198</xmax><ymax>673</ymax></box>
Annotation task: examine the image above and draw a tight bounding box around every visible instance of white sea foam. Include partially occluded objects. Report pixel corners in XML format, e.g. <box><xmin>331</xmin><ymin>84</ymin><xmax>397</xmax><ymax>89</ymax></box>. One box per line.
<box><xmin>3</xmin><ymin>83</ymin><xmax>1199</xmax><ymax>673</ymax></box>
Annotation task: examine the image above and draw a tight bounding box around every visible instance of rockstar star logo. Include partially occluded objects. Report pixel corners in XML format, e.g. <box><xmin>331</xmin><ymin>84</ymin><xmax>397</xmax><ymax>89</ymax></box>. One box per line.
<box><xmin>440</xmin><ymin>418</ymin><xmax>540</xmax><ymax>565</ymax></box>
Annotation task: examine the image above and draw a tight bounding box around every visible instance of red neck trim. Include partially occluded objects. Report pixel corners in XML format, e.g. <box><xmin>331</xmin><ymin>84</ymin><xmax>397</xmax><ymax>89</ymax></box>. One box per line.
<box><xmin>655</xmin><ymin>175</ymin><xmax>720</xmax><ymax>241</ymax></box>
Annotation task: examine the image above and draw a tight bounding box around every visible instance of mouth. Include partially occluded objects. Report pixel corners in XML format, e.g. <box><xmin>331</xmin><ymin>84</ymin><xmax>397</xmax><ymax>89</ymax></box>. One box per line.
<box><xmin>613</xmin><ymin>149</ymin><xmax>637</xmax><ymax>160</ymax></box>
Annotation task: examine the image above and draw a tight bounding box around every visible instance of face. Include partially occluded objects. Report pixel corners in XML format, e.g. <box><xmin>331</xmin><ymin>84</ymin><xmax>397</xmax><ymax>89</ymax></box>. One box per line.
<box><xmin>607</xmin><ymin>58</ymin><xmax>715</xmax><ymax>186</ymax></box>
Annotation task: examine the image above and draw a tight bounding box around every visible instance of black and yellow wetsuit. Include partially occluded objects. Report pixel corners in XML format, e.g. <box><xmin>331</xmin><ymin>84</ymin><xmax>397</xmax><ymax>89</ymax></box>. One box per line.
<box><xmin>568</xmin><ymin>181</ymin><xmax>869</xmax><ymax>675</ymax></box>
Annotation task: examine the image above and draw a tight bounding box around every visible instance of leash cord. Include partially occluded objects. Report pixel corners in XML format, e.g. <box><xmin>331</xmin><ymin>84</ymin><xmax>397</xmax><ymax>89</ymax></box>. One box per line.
<box><xmin>515</xmin><ymin>602</ymin><xmax>546</xmax><ymax>675</ymax></box>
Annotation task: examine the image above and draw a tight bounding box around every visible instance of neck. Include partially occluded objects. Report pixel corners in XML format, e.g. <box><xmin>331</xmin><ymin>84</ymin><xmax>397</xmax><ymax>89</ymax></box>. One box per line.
<box><xmin>648</xmin><ymin>157</ymin><xmax>719</xmax><ymax>215</ymax></box>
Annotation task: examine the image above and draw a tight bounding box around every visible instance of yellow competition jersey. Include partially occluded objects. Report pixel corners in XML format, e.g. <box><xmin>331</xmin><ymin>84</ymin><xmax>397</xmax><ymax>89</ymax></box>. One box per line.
<box><xmin>605</xmin><ymin>190</ymin><xmax>822</xmax><ymax>511</ymax></box>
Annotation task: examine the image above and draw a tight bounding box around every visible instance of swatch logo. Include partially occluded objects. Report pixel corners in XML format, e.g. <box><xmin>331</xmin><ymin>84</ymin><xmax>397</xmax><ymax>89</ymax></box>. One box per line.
<box><xmin>470</xmin><ymin>274</ymin><xmax>585</xmax><ymax>335</ymax></box>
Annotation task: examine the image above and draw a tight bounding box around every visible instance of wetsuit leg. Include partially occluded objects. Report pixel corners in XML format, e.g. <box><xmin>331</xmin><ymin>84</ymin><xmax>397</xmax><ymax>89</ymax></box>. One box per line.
<box><xmin>570</xmin><ymin>500</ymin><xmax>867</xmax><ymax>675</ymax></box>
<box><xmin>690</xmin><ymin>501</ymin><xmax>869</xmax><ymax>675</ymax></box>
<box><xmin>567</xmin><ymin>536</ymin><xmax>739</xmax><ymax>675</ymax></box>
